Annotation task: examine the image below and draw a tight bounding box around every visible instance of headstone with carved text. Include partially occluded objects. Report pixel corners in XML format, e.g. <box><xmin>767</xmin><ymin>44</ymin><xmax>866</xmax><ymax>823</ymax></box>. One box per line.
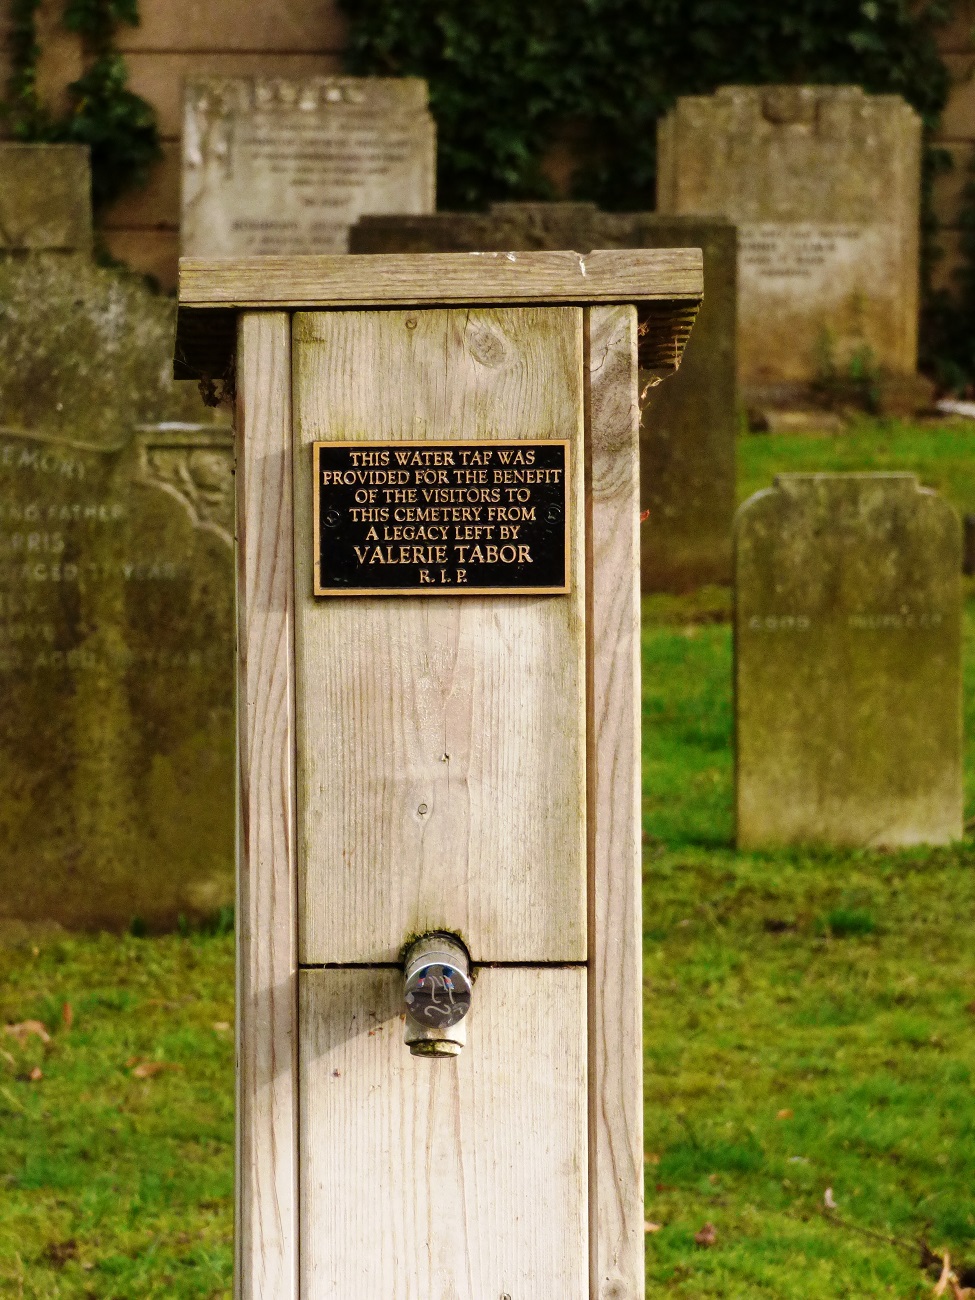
<box><xmin>735</xmin><ymin>473</ymin><xmax>962</xmax><ymax>848</ymax></box>
<box><xmin>0</xmin><ymin>255</ymin><xmax>234</xmax><ymax>931</ymax></box>
<box><xmin>182</xmin><ymin>76</ymin><xmax>436</xmax><ymax>258</ymax></box>
<box><xmin>657</xmin><ymin>85</ymin><xmax>921</xmax><ymax>401</ymax></box>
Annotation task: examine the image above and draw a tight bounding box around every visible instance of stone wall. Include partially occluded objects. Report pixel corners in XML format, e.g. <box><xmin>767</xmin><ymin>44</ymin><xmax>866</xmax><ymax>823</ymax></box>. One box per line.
<box><xmin>0</xmin><ymin>0</ymin><xmax>347</xmax><ymax>287</ymax></box>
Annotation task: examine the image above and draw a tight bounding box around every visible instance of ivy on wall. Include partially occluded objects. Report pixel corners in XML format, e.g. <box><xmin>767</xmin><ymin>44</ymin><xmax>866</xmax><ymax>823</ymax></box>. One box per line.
<box><xmin>2</xmin><ymin>0</ymin><xmax>161</xmax><ymax>209</ymax></box>
<box><xmin>341</xmin><ymin>0</ymin><xmax>969</xmax><ymax>381</ymax></box>
<box><xmin>340</xmin><ymin>0</ymin><xmax>954</xmax><ymax>211</ymax></box>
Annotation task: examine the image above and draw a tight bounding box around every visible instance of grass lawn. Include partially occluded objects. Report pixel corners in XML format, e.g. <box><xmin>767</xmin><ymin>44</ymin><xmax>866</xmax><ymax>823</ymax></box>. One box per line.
<box><xmin>642</xmin><ymin>603</ymin><xmax>975</xmax><ymax>1297</ymax></box>
<box><xmin>0</xmin><ymin>932</ymin><xmax>234</xmax><ymax>1298</ymax></box>
<box><xmin>1</xmin><ymin>420</ymin><xmax>974</xmax><ymax>1296</ymax></box>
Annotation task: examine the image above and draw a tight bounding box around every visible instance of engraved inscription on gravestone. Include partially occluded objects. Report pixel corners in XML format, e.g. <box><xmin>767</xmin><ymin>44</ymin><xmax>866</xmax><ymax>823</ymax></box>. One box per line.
<box><xmin>314</xmin><ymin>441</ymin><xmax>569</xmax><ymax>595</ymax></box>
<box><xmin>739</xmin><ymin>224</ymin><xmax>870</xmax><ymax>284</ymax></box>
<box><xmin>182</xmin><ymin>77</ymin><xmax>436</xmax><ymax>258</ymax></box>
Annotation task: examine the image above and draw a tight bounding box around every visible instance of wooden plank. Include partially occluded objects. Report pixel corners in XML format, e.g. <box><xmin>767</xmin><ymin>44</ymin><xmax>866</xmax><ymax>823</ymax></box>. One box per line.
<box><xmin>292</xmin><ymin>307</ymin><xmax>587</xmax><ymax>964</ymax></box>
<box><xmin>586</xmin><ymin>305</ymin><xmax>645</xmax><ymax>1300</ymax></box>
<box><xmin>299</xmin><ymin>966</ymin><xmax>589</xmax><ymax>1300</ymax></box>
<box><xmin>234</xmin><ymin>313</ymin><xmax>298</xmax><ymax>1300</ymax></box>
<box><xmin>178</xmin><ymin>247</ymin><xmax>704</xmax><ymax>308</ymax></box>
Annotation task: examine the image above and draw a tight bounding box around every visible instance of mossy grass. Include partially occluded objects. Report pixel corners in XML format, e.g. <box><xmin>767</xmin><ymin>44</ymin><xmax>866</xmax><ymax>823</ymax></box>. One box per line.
<box><xmin>2</xmin><ymin>419</ymin><xmax>975</xmax><ymax>1294</ymax></box>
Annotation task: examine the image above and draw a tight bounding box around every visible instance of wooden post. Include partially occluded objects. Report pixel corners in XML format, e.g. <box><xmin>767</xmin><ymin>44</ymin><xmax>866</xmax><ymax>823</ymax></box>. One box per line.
<box><xmin>177</xmin><ymin>251</ymin><xmax>702</xmax><ymax>1300</ymax></box>
<box><xmin>234</xmin><ymin>313</ymin><xmax>298</xmax><ymax>1300</ymax></box>
<box><xmin>587</xmin><ymin>305</ymin><xmax>644</xmax><ymax>1300</ymax></box>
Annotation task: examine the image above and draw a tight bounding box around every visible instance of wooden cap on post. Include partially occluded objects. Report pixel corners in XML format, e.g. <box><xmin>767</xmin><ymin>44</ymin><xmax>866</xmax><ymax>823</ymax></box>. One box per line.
<box><xmin>173</xmin><ymin>247</ymin><xmax>704</xmax><ymax>383</ymax></box>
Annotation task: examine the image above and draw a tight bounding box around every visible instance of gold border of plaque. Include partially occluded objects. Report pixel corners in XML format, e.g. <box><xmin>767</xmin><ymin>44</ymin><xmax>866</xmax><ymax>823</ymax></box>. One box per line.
<box><xmin>312</xmin><ymin>439</ymin><xmax>572</xmax><ymax>598</ymax></box>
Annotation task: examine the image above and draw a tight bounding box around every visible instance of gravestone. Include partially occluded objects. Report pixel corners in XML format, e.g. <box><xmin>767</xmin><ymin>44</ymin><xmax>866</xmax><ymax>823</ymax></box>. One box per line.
<box><xmin>735</xmin><ymin>473</ymin><xmax>962</xmax><ymax>849</ymax></box>
<box><xmin>0</xmin><ymin>143</ymin><xmax>93</xmax><ymax>253</ymax></box>
<box><xmin>182</xmin><ymin>76</ymin><xmax>436</xmax><ymax>258</ymax></box>
<box><xmin>0</xmin><ymin>255</ymin><xmax>234</xmax><ymax>931</ymax></box>
<box><xmin>657</xmin><ymin>86</ymin><xmax>921</xmax><ymax>402</ymax></box>
<box><xmin>352</xmin><ymin>203</ymin><xmax>737</xmax><ymax>590</ymax></box>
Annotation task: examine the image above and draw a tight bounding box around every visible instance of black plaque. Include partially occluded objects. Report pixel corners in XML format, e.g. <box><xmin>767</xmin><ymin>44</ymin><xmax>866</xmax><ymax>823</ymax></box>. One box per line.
<box><xmin>313</xmin><ymin>440</ymin><xmax>570</xmax><ymax>596</ymax></box>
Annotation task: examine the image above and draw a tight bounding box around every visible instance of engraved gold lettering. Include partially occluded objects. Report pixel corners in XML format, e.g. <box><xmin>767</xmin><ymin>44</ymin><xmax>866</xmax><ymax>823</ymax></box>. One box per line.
<box><xmin>393</xmin><ymin>449</ymin><xmax>456</xmax><ymax>467</ymax></box>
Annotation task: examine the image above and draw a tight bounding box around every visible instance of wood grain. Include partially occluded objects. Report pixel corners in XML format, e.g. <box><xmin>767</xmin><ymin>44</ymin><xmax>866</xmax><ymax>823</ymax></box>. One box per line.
<box><xmin>586</xmin><ymin>305</ymin><xmax>645</xmax><ymax>1300</ymax></box>
<box><xmin>234</xmin><ymin>312</ymin><xmax>298</xmax><ymax>1300</ymax></box>
<box><xmin>299</xmin><ymin>966</ymin><xmax>589</xmax><ymax>1300</ymax></box>
<box><xmin>178</xmin><ymin>247</ymin><xmax>703</xmax><ymax>308</ymax></box>
<box><xmin>292</xmin><ymin>307</ymin><xmax>587</xmax><ymax>964</ymax></box>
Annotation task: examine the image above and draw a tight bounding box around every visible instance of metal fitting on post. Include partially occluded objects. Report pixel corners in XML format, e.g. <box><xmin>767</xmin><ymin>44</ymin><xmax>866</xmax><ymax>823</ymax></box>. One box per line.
<box><xmin>402</xmin><ymin>932</ymin><xmax>472</xmax><ymax>1058</ymax></box>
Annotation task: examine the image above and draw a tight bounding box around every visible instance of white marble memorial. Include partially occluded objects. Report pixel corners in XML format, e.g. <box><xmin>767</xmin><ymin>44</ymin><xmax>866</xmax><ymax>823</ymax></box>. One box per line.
<box><xmin>182</xmin><ymin>76</ymin><xmax>436</xmax><ymax>258</ymax></box>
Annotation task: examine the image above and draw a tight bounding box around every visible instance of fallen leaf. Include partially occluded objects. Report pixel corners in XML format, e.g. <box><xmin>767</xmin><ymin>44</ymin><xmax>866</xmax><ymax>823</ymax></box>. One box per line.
<box><xmin>62</xmin><ymin>1003</ymin><xmax>73</xmax><ymax>1030</ymax></box>
<box><xmin>824</xmin><ymin>1187</ymin><xmax>838</xmax><ymax>1210</ymax></box>
<box><xmin>787</xmin><ymin>1156</ymin><xmax>809</xmax><ymax>1165</ymax></box>
<box><xmin>639</xmin><ymin>509</ymin><xmax>650</xmax><ymax>523</ymax></box>
<box><xmin>212</xmin><ymin>1022</ymin><xmax>230</xmax><ymax>1032</ymax></box>
<box><xmin>644</xmin><ymin>1222</ymin><xmax>662</xmax><ymax>1233</ymax></box>
<box><xmin>130</xmin><ymin>1061</ymin><xmax>182</xmax><ymax>1079</ymax></box>
<box><xmin>28</xmin><ymin>1066</ymin><xmax>43</xmax><ymax>1081</ymax></box>
<box><xmin>4</xmin><ymin>1020</ymin><xmax>51</xmax><ymax>1047</ymax></box>
<box><xmin>694</xmin><ymin>1222</ymin><xmax>717</xmax><ymax>1248</ymax></box>
<box><xmin>645</xmin><ymin>1152</ymin><xmax>661</xmax><ymax>1165</ymax></box>
<box><xmin>43</xmin><ymin>1239</ymin><xmax>77</xmax><ymax>1267</ymax></box>
<box><xmin>776</xmin><ymin>1108</ymin><xmax>794</xmax><ymax>1120</ymax></box>
<box><xmin>708</xmin><ymin>1174</ymin><xmax>720</xmax><ymax>1185</ymax></box>
<box><xmin>1</xmin><ymin>1050</ymin><xmax>16</xmax><ymax>1068</ymax></box>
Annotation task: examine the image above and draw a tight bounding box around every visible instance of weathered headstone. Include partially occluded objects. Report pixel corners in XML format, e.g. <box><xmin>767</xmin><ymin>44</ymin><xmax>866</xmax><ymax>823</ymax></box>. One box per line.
<box><xmin>637</xmin><ymin>219</ymin><xmax>736</xmax><ymax>590</ymax></box>
<box><xmin>0</xmin><ymin>143</ymin><xmax>93</xmax><ymax>254</ymax></box>
<box><xmin>182</xmin><ymin>76</ymin><xmax>436</xmax><ymax>258</ymax></box>
<box><xmin>0</xmin><ymin>256</ymin><xmax>234</xmax><ymax>931</ymax></box>
<box><xmin>352</xmin><ymin>203</ymin><xmax>737</xmax><ymax>590</ymax></box>
<box><xmin>735</xmin><ymin>473</ymin><xmax>962</xmax><ymax>849</ymax></box>
<box><xmin>657</xmin><ymin>86</ymin><xmax>921</xmax><ymax>402</ymax></box>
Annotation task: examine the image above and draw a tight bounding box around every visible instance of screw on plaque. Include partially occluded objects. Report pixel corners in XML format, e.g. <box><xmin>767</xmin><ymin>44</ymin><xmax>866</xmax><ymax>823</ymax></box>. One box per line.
<box><xmin>324</xmin><ymin>508</ymin><xmax>341</xmax><ymax>528</ymax></box>
<box><xmin>545</xmin><ymin>505</ymin><xmax>562</xmax><ymax>523</ymax></box>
